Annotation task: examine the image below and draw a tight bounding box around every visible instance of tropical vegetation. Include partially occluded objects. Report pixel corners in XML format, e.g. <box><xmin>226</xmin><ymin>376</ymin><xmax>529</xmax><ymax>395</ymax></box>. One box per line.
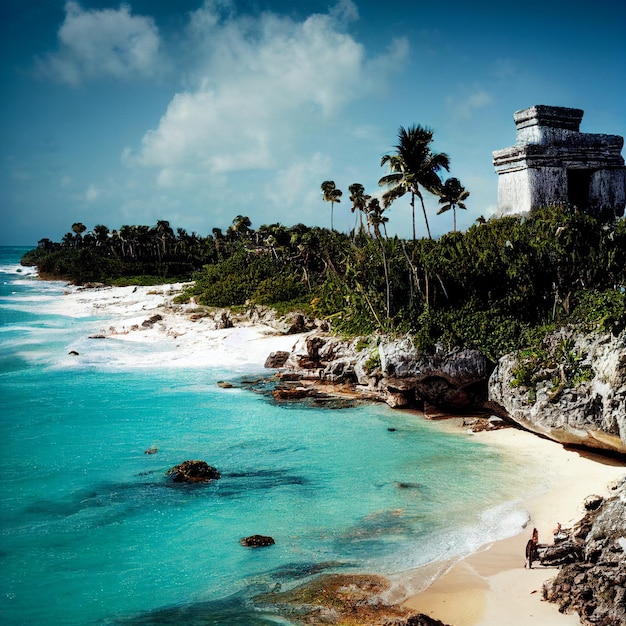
<box><xmin>21</xmin><ymin>124</ymin><xmax>626</xmax><ymax>363</ymax></box>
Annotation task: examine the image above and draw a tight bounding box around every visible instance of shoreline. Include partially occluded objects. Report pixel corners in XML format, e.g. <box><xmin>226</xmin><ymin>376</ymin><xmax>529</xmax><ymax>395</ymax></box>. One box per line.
<box><xmin>45</xmin><ymin>281</ymin><xmax>626</xmax><ymax>624</ymax></box>
<box><xmin>399</xmin><ymin>425</ymin><xmax>625</xmax><ymax>625</ymax></box>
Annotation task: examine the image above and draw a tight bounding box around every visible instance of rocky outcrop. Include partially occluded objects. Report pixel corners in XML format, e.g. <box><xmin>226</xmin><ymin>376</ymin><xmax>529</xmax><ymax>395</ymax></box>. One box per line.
<box><xmin>275</xmin><ymin>334</ymin><xmax>492</xmax><ymax>412</ymax></box>
<box><xmin>543</xmin><ymin>477</ymin><xmax>626</xmax><ymax>625</ymax></box>
<box><xmin>254</xmin><ymin>573</ymin><xmax>451</xmax><ymax>626</ymax></box>
<box><xmin>240</xmin><ymin>534</ymin><xmax>275</xmax><ymax>548</ymax></box>
<box><xmin>165</xmin><ymin>460</ymin><xmax>221</xmax><ymax>483</ymax></box>
<box><xmin>489</xmin><ymin>330</ymin><xmax>626</xmax><ymax>455</ymax></box>
<box><xmin>267</xmin><ymin>327</ymin><xmax>626</xmax><ymax>455</ymax></box>
<box><xmin>246</xmin><ymin>306</ymin><xmax>322</xmax><ymax>335</ymax></box>
<box><xmin>264</xmin><ymin>351</ymin><xmax>291</xmax><ymax>368</ymax></box>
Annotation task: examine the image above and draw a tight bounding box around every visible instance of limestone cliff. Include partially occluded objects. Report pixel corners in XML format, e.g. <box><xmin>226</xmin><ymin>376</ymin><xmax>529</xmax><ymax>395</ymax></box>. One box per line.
<box><xmin>488</xmin><ymin>330</ymin><xmax>626</xmax><ymax>455</ymax></box>
<box><xmin>277</xmin><ymin>334</ymin><xmax>491</xmax><ymax>412</ymax></box>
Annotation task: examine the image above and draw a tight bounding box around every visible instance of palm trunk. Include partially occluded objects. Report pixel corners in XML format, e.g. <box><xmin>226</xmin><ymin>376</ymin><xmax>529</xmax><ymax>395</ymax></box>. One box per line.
<box><xmin>419</xmin><ymin>194</ymin><xmax>432</xmax><ymax>240</ymax></box>
<box><xmin>411</xmin><ymin>193</ymin><xmax>416</xmax><ymax>242</ymax></box>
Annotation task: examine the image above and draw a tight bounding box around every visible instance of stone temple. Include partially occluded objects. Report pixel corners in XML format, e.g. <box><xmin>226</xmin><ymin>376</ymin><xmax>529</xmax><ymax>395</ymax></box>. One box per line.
<box><xmin>492</xmin><ymin>105</ymin><xmax>625</xmax><ymax>219</ymax></box>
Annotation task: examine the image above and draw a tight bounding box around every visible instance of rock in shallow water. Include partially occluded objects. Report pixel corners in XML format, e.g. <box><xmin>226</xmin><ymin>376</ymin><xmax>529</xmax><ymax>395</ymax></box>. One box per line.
<box><xmin>165</xmin><ymin>460</ymin><xmax>221</xmax><ymax>483</ymax></box>
<box><xmin>240</xmin><ymin>534</ymin><xmax>275</xmax><ymax>548</ymax></box>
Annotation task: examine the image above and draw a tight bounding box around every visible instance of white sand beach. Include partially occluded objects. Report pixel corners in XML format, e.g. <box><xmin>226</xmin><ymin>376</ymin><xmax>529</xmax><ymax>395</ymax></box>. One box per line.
<box><xmin>52</xmin><ymin>281</ymin><xmax>626</xmax><ymax>624</ymax></box>
<box><xmin>402</xmin><ymin>427</ymin><xmax>625</xmax><ymax>625</ymax></box>
<box><xmin>50</xmin><ymin>283</ymin><xmax>309</xmax><ymax>370</ymax></box>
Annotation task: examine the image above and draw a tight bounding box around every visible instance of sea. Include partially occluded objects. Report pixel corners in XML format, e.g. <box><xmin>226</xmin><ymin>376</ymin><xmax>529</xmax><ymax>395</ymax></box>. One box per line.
<box><xmin>0</xmin><ymin>245</ymin><xmax>537</xmax><ymax>625</ymax></box>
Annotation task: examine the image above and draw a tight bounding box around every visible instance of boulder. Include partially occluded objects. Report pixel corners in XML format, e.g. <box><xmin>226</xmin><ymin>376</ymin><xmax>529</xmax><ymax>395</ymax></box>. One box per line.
<box><xmin>215</xmin><ymin>310</ymin><xmax>233</xmax><ymax>329</ymax></box>
<box><xmin>489</xmin><ymin>330</ymin><xmax>626</xmax><ymax>455</ymax></box>
<box><xmin>166</xmin><ymin>460</ymin><xmax>221</xmax><ymax>483</ymax></box>
<box><xmin>240</xmin><ymin>534</ymin><xmax>275</xmax><ymax>547</ymax></box>
<box><xmin>141</xmin><ymin>314</ymin><xmax>162</xmax><ymax>327</ymax></box>
<box><xmin>264</xmin><ymin>351</ymin><xmax>290</xmax><ymax>368</ymax></box>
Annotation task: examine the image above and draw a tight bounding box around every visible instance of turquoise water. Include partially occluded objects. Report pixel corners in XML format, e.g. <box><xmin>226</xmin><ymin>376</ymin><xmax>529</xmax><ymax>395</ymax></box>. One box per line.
<box><xmin>0</xmin><ymin>246</ymin><xmax>533</xmax><ymax>625</ymax></box>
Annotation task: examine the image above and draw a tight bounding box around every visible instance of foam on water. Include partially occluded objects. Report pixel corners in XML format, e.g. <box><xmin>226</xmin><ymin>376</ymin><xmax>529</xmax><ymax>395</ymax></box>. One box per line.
<box><xmin>0</xmin><ymin>247</ymin><xmax>538</xmax><ymax>626</ymax></box>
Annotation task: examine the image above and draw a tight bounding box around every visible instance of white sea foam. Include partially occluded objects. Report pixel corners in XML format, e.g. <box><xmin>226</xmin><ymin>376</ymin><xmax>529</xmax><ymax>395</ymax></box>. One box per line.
<box><xmin>0</xmin><ymin>264</ymin><xmax>38</xmax><ymax>278</ymax></box>
<box><xmin>24</xmin><ymin>283</ymin><xmax>307</xmax><ymax>372</ymax></box>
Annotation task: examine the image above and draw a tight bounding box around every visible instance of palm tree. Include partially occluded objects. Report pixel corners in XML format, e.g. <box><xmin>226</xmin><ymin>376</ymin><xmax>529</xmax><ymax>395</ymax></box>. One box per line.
<box><xmin>71</xmin><ymin>222</ymin><xmax>87</xmax><ymax>247</ymax></box>
<box><xmin>93</xmin><ymin>224</ymin><xmax>109</xmax><ymax>248</ymax></box>
<box><xmin>437</xmin><ymin>177</ymin><xmax>470</xmax><ymax>232</ymax></box>
<box><xmin>379</xmin><ymin>125</ymin><xmax>450</xmax><ymax>240</ymax></box>
<box><xmin>321</xmin><ymin>181</ymin><xmax>342</xmax><ymax>231</ymax></box>
<box><xmin>230</xmin><ymin>215</ymin><xmax>250</xmax><ymax>238</ymax></box>
<box><xmin>348</xmin><ymin>183</ymin><xmax>370</xmax><ymax>238</ymax></box>
<box><xmin>365</xmin><ymin>197</ymin><xmax>391</xmax><ymax>318</ymax></box>
<box><xmin>155</xmin><ymin>220</ymin><xmax>175</xmax><ymax>258</ymax></box>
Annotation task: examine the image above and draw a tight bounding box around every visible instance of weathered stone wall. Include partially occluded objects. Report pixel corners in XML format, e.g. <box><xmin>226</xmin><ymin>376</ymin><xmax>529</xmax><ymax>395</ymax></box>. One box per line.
<box><xmin>493</xmin><ymin>105</ymin><xmax>625</xmax><ymax>218</ymax></box>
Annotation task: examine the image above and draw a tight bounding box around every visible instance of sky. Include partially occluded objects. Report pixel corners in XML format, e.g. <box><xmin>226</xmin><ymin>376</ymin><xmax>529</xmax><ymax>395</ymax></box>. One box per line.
<box><xmin>1</xmin><ymin>0</ymin><xmax>625</xmax><ymax>245</ymax></box>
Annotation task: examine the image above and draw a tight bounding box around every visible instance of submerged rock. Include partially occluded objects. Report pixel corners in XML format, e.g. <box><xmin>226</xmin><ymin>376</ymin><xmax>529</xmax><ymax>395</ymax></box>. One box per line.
<box><xmin>240</xmin><ymin>534</ymin><xmax>275</xmax><ymax>548</ymax></box>
<box><xmin>253</xmin><ymin>573</ymin><xmax>442</xmax><ymax>625</ymax></box>
<box><xmin>166</xmin><ymin>460</ymin><xmax>221</xmax><ymax>483</ymax></box>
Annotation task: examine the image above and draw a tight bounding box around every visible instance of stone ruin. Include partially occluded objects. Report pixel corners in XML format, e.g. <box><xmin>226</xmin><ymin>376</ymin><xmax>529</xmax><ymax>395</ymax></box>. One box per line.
<box><xmin>493</xmin><ymin>105</ymin><xmax>625</xmax><ymax>219</ymax></box>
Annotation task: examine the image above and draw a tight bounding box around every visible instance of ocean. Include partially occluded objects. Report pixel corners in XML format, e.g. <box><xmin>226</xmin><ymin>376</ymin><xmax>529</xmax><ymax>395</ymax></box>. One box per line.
<box><xmin>0</xmin><ymin>245</ymin><xmax>535</xmax><ymax>625</ymax></box>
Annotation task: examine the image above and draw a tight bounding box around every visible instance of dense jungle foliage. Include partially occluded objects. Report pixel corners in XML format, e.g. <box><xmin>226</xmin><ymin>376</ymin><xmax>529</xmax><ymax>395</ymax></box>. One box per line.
<box><xmin>21</xmin><ymin>207</ymin><xmax>626</xmax><ymax>361</ymax></box>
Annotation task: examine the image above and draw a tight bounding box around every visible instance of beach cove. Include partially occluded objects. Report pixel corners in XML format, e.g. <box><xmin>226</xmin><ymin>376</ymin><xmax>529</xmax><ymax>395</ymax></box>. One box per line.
<box><xmin>1</xmin><ymin>247</ymin><xmax>624</xmax><ymax>625</ymax></box>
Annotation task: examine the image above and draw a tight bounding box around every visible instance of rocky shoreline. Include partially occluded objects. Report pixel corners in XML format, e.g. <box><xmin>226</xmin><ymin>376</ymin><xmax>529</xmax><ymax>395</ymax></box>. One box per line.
<box><xmin>50</xmin><ymin>285</ymin><xmax>626</xmax><ymax>625</ymax></box>
<box><xmin>263</xmin><ymin>323</ymin><xmax>626</xmax><ymax>457</ymax></box>
<box><xmin>256</xmin><ymin>317</ymin><xmax>626</xmax><ymax>624</ymax></box>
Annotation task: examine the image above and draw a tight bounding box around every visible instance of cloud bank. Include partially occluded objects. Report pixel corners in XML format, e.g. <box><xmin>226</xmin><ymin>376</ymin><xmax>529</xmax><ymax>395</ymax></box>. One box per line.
<box><xmin>39</xmin><ymin>1</ymin><xmax>161</xmax><ymax>85</ymax></box>
<box><xmin>126</xmin><ymin>0</ymin><xmax>407</xmax><ymax>222</ymax></box>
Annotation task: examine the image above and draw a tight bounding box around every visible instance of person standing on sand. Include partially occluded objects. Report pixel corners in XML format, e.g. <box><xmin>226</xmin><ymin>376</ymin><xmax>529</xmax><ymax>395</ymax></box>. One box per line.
<box><xmin>525</xmin><ymin>527</ymin><xmax>539</xmax><ymax>567</ymax></box>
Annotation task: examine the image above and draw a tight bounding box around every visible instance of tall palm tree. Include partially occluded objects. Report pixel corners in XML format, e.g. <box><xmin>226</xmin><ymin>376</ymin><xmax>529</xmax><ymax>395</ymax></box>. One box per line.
<box><xmin>71</xmin><ymin>222</ymin><xmax>87</xmax><ymax>247</ymax></box>
<box><xmin>321</xmin><ymin>181</ymin><xmax>342</xmax><ymax>231</ymax></box>
<box><xmin>230</xmin><ymin>215</ymin><xmax>252</xmax><ymax>241</ymax></box>
<box><xmin>437</xmin><ymin>177</ymin><xmax>470</xmax><ymax>232</ymax></box>
<box><xmin>348</xmin><ymin>183</ymin><xmax>370</xmax><ymax>238</ymax></box>
<box><xmin>155</xmin><ymin>220</ymin><xmax>175</xmax><ymax>258</ymax></box>
<box><xmin>379</xmin><ymin>125</ymin><xmax>450</xmax><ymax>240</ymax></box>
<box><xmin>93</xmin><ymin>224</ymin><xmax>109</xmax><ymax>248</ymax></box>
<box><xmin>366</xmin><ymin>197</ymin><xmax>391</xmax><ymax>319</ymax></box>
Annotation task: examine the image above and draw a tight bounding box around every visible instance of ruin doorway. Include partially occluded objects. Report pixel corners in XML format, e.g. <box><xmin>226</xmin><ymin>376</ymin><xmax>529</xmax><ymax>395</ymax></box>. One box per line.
<box><xmin>567</xmin><ymin>169</ymin><xmax>592</xmax><ymax>211</ymax></box>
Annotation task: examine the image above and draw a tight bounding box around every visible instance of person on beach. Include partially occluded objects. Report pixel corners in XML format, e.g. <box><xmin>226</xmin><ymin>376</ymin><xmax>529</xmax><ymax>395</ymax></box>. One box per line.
<box><xmin>553</xmin><ymin>522</ymin><xmax>567</xmax><ymax>543</ymax></box>
<box><xmin>525</xmin><ymin>527</ymin><xmax>539</xmax><ymax>568</ymax></box>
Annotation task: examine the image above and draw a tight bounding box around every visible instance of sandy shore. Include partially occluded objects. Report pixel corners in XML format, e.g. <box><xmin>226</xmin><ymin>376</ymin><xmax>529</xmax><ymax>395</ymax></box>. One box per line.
<box><xmin>401</xmin><ymin>426</ymin><xmax>626</xmax><ymax>625</ymax></box>
<box><xmin>51</xmin><ymin>282</ymin><xmax>626</xmax><ymax>624</ymax></box>
<box><xmin>50</xmin><ymin>283</ymin><xmax>310</xmax><ymax>370</ymax></box>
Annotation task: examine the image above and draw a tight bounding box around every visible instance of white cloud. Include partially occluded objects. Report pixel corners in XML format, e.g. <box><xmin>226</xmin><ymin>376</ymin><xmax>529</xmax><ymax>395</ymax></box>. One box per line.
<box><xmin>126</xmin><ymin>0</ymin><xmax>406</xmax><ymax>201</ymax></box>
<box><xmin>85</xmin><ymin>184</ymin><xmax>99</xmax><ymax>202</ymax></box>
<box><xmin>449</xmin><ymin>88</ymin><xmax>493</xmax><ymax>119</ymax></box>
<box><xmin>39</xmin><ymin>1</ymin><xmax>160</xmax><ymax>85</ymax></box>
<box><xmin>263</xmin><ymin>153</ymin><xmax>332</xmax><ymax>218</ymax></box>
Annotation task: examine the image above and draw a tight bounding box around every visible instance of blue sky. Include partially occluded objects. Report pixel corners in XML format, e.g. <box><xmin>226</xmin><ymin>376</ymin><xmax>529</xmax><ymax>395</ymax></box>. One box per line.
<box><xmin>1</xmin><ymin>0</ymin><xmax>625</xmax><ymax>245</ymax></box>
